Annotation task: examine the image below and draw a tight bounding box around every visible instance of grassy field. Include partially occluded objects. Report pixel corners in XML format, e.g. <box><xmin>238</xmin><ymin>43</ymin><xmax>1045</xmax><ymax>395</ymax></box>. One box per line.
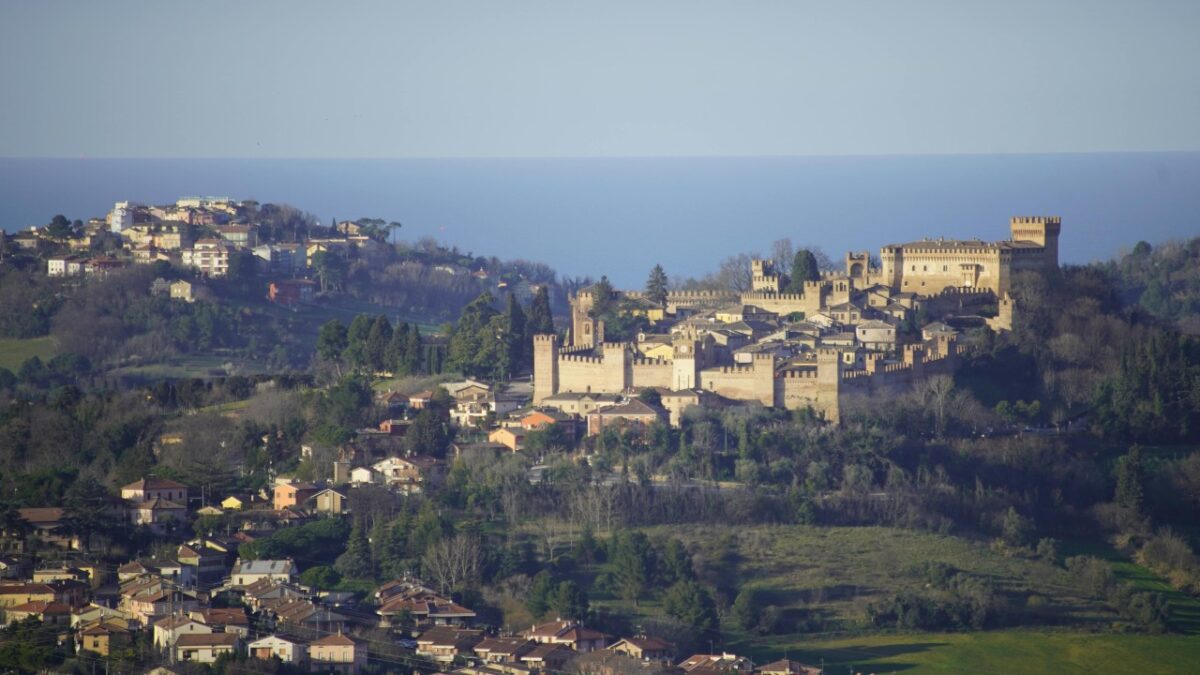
<box><xmin>0</xmin><ymin>336</ymin><xmax>56</xmax><ymax>372</ymax></box>
<box><xmin>633</xmin><ymin>524</ymin><xmax>1103</xmax><ymax>630</ymax></box>
<box><xmin>741</xmin><ymin>630</ymin><xmax>1200</xmax><ymax>674</ymax></box>
<box><xmin>579</xmin><ymin>524</ymin><xmax>1200</xmax><ymax>673</ymax></box>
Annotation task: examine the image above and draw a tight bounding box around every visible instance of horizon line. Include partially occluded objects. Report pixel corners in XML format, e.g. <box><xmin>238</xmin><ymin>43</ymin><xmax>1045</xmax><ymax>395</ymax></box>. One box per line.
<box><xmin>2</xmin><ymin>149</ymin><xmax>1200</xmax><ymax>161</ymax></box>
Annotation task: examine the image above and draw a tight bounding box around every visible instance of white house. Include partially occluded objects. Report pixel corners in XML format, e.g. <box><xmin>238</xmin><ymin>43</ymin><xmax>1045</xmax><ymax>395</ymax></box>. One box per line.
<box><xmin>231</xmin><ymin>559</ymin><xmax>297</xmax><ymax>587</ymax></box>
<box><xmin>249</xmin><ymin>635</ymin><xmax>307</xmax><ymax>665</ymax></box>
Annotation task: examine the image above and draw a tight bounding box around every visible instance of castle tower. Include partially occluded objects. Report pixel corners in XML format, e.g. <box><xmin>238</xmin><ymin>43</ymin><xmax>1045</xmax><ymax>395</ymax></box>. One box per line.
<box><xmin>672</xmin><ymin>339</ymin><xmax>699</xmax><ymax>390</ymax></box>
<box><xmin>816</xmin><ymin>348</ymin><xmax>844</xmax><ymax>424</ymax></box>
<box><xmin>845</xmin><ymin>251</ymin><xmax>870</xmax><ymax>280</ymax></box>
<box><xmin>569</xmin><ymin>291</ymin><xmax>596</xmax><ymax>348</ymax></box>
<box><xmin>1010</xmin><ymin>216</ymin><xmax>1061</xmax><ymax>270</ymax></box>
<box><xmin>532</xmin><ymin>334</ymin><xmax>559</xmax><ymax>404</ymax></box>
<box><xmin>751</xmin><ymin>258</ymin><xmax>782</xmax><ymax>293</ymax></box>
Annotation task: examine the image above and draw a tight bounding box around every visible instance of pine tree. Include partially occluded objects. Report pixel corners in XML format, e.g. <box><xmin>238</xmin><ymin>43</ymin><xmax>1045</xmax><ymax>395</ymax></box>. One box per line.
<box><xmin>505</xmin><ymin>294</ymin><xmax>528</xmax><ymax>376</ymax></box>
<box><xmin>1115</xmin><ymin>445</ymin><xmax>1145</xmax><ymax>511</ymax></box>
<box><xmin>591</xmin><ymin>276</ymin><xmax>617</xmax><ymax>318</ymax></box>
<box><xmin>552</xmin><ymin>580</ymin><xmax>590</xmax><ymax>620</ymax></box>
<box><xmin>387</xmin><ymin>323</ymin><xmax>410</xmax><ymax>375</ymax></box>
<box><xmin>785</xmin><ymin>249</ymin><xmax>821</xmax><ymax>292</ymax></box>
<box><xmin>335</xmin><ymin>517</ymin><xmax>374</xmax><ymax>579</ymax></box>
<box><xmin>528</xmin><ymin>286</ymin><xmax>555</xmax><ymax>335</ymax></box>
<box><xmin>404</xmin><ymin>325</ymin><xmax>424</xmax><ymax>375</ymax></box>
<box><xmin>646</xmin><ymin>264</ymin><xmax>669</xmax><ymax>306</ymax></box>
<box><xmin>316</xmin><ymin>319</ymin><xmax>348</xmax><ymax>362</ymax></box>
<box><xmin>343</xmin><ymin>314</ymin><xmax>374</xmax><ymax>371</ymax></box>
<box><xmin>365</xmin><ymin>316</ymin><xmax>393</xmax><ymax>373</ymax></box>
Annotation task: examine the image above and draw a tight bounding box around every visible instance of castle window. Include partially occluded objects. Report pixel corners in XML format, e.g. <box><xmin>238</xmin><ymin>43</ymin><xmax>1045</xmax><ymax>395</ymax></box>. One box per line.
<box><xmin>943</xmin><ymin>265</ymin><xmax>948</xmax><ymax>272</ymax></box>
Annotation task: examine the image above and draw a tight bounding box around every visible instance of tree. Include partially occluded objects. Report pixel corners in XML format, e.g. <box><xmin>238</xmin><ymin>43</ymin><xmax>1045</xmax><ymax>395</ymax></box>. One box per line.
<box><xmin>422</xmin><ymin>533</ymin><xmax>482</xmax><ymax>595</ymax></box>
<box><xmin>406</xmin><ymin>408</ymin><xmax>450</xmax><ymax>458</ymax></box>
<box><xmin>662</xmin><ymin>579</ymin><xmax>718</xmax><ymax>636</ymax></box>
<box><xmin>45</xmin><ymin>214</ymin><xmax>73</xmax><ymax>239</ymax></box>
<box><xmin>311</xmin><ymin>249</ymin><xmax>348</xmax><ymax>293</ymax></box>
<box><xmin>730</xmin><ymin>587</ymin><xmax>761</xmax><ymax>632</ymax></box>
<box><xmin>527</xmin><ymin>570</ymin><xmax>557</xmax><ymax>619</ymax></box>
<box><xmin>503</xmin><ymin>293</ymin><xmax>528</xmax><ymax>378</ymax></box>
<box><xmin>645</xmin><ymin>264</ymin><xmax>669</xmax><ymax>306</ymax></box>
<box><xmin>1115</xmin><ymin>446</ymin><xmax>1145</xmax><ymax>511</ymax></box>
<box><xmin>552</xmin><ymin>580</ymin><xmax>590</xmax><ymax>620</ymax></box>
<box><xmin>658</xmin><ymin>539</ymin><xmax>694</xmax><ymax>585</ymax></box>
<box><xmin>785</xmin><ymin>249</ymin><xmax>821</xmax><ymax>292</ymax></box>
<box><xmin>335</xmin><ymin>517</ymin><xmax>374</xmax><ymax>579</ymax></box>
<box><xmin>1001</xmin><ymin>506</ymin><xmax>1033</xmax><ymax>548</ymax></box>
<box><xmin>446</xmin><ymin>292</ymin><xmax>500</xmax><ymax>378</ymax></box>
<box><xmin>316</xmin><ymin>320</ymin><xmax>348</xmax><ymax>364</ymax></box>
<box><xmin>365</xmin><ymin>315</ymin><xmax>393</xmax><ymax>373</ymax></box>
<box><xmin>610</xmin><ymin>531</ymin><xmax>655</xmax><ymax>606</ymax></box>
<box><xmin>590</xmin><ymin>277</ymin><xmax>617</xmax><ymax>318</ymax></box>
<box><xmin>343</xmin><ymin>314</ymin><xmax>374</xmax><ymax>371</ymax></box>
<box><xmin>528</xmin><ymin>286</ymin><xmax>555</xmax><ymax>335</ymax></box>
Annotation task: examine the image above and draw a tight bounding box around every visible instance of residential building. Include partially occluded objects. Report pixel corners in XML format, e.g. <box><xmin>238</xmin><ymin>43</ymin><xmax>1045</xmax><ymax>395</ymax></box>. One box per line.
<box><xmin>249</xmin><ymin>634</ymin><xmax>307</xmax><ymax>666</ymax></box>
<box><xmin>77</xmin><ymin>622</ymin><xmax>131</xmax><ymax>656</ymax></box>
<box><xmin>526</xmin><ymin>619</ymin><xmax>611</xmax><ymax>652</ymax></box>
<box><xmin>268</xmin><ymin>279</ymin><xmax>317</xmax><ymax>306</ymax></box>
<box><xmin>175</xmin><ymin>632</ymin><xmax>239</xmax><ymax>664</ymax></box>
<box><xmin>153</xmin><ymin>614</ymin><xmax>212</xmax><ymax>650</ymax></box>
<box><xmin>273</xmin><ymin>482</ymin><xmax>319</xmax><ymax>510</ymax></box>
<box><xmin>488</xmin><ymin>427</ymin><xmax>527</xmax><ymax>452</ymax></box>
<box><xmin>308</xmin><ymin>633</ymin><xmax>366</xmax><ymax>675</ymax></box>
<box><xmin>121</xmin><ymin>477</ymin><xmax>189</xmax><ymax>504</ymax></box>
<box><xmin>231</xmin><ymin>559</ymin><xmax>296</xmax><ymax>587</ymax></box>
<box><xmin>182</xmin><ymin>239</ymin><xmax>231</xmax><ymax>277</ymax></box>
<box><xmin>609</xmin><ymin>636</ymin><xmax>676</xmax><ymax>664</ymax></box>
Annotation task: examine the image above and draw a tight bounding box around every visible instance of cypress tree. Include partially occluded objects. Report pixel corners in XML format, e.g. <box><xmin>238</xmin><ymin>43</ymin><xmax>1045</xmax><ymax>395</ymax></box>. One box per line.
<box><xmin>528</xmin><ymin>286</ymin><xmax>555</xmax><ymax>335</ymax></box>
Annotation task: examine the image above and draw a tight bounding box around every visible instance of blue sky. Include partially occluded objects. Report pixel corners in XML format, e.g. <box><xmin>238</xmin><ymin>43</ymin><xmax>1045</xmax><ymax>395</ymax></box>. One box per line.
<box><xmin>2</xmin><ymin>0</ymin><xmax>1197</xmax><ymax>158</ymax></box>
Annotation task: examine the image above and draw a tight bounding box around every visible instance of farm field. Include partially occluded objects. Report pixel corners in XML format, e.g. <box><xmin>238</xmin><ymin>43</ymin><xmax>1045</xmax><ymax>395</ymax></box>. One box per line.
<box><xmin>0</xmin><ymin>336</ymin><xmax>56</xmax><ymax>372</ymax></box>
<box><xmin>742</xmin><ymin>630</ymin><xmax>1200</xmax><ymax>674</ymax></box>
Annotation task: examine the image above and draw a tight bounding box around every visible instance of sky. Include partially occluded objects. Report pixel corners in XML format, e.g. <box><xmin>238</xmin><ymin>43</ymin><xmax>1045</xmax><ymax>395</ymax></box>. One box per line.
<box><xmin>1</xmin><ymin>0</ymin><xmax>1198</xmax><ymax>158</ymax></box>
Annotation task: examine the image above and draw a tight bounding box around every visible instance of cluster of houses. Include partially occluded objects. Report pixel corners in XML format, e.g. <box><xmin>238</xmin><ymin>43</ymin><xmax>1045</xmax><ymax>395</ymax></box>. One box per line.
<box><xmin>0</xmin><ymin>538</ymin><xmax>821</xmax><ymax>675</ymax></box>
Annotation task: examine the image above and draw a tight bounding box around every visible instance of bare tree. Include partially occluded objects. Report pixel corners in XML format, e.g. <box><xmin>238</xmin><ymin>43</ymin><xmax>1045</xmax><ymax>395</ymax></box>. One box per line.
<box><xmin>421</xmin><ymin>534</ymin><xmax>481</xmax><ymax>595</ymax></box>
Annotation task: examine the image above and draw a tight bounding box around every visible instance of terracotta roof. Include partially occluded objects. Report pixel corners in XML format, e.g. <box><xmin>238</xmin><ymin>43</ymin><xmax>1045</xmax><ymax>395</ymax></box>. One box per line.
<box><xmin>8</xmin><ymin>600</ymin><xmax>71</xmax><ymax>614</ymax></box>
<box><xmin>17</xmin><ymin>507</ymin><xmax>66</xmax><ymax>525</ymax></box>
<box><xmin>176</xmin><ymin>633</ymin><xmax>239</xmax><ymax>647</ymax></box>
<box><xmin>122</xmin><ymin>477</ymin><xmax>188</xmax><ymax>491</ymax></box>
<box><xmin>311</xmin><ymin>633</ymin><xmax>358</xmax><ymax>647</ymax></box>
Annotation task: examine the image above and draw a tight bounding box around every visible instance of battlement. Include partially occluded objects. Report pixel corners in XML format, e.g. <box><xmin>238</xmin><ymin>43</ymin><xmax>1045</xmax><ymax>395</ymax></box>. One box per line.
<box><xmin>778</xmin><ymin>369</ymin><xmax>818</xmax><ymax>379</ymax></box>
<box><xmin>1011</xmin><ymin>216</ymin><xmax>1061</xmax><ymax>226</ymax></box>
<box><xmin>559</xmin><ymin>354</ymin><xmax>604</xmax><ymax>365</ymax></box>
<box><xmin>742</xmin><ymin>291</ymin><xmax>809</xmax><ymax>302</ymax></box>
<box><xmin>632</xmin><ymin>356</ymin><xmax>670</xmax><ymax>366</ymax></box>
<box><xmin>532</xmin><ymin>333</ymin><xmax>558</xmax><ymax>344</ymax></box>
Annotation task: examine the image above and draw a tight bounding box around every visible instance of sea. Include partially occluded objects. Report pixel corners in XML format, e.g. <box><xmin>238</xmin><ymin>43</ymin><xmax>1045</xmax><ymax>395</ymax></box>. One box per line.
<box><xmin>2</xmin><ymin>153</ymin><xmax>1198</xmax><ymax>286</ymax></box>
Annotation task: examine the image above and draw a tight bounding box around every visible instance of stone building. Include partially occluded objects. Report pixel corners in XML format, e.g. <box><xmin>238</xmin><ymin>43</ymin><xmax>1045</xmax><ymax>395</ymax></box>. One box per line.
<box><xmin>533</xmin><ymin>216</ymin><xmax>1059</xmax><ymax>423</ymax></box>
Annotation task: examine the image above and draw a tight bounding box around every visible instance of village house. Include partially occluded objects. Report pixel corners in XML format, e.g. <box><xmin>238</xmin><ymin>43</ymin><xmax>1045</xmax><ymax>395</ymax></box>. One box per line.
<box><xmin>77</xmin><ymin>622</ymin><xmax>131</xmax><ymax>656</ymax></box>
<box><xmin>231</xmin><ymin>559</ymin><xmax>297</xmax><ymax>587</ymax></box>
<box><xmin>475</xmin><ymin>636</ymin><xmax>537</xmax><ymax>663</ymax></box>
<box><xmin>416</xmin><ymin>625</ymin><xmax>485</xmax><ymax>663</ymax></box>
<box><xmin>249</xmin><ymin>634</ymin><xmax>308</xmax><ymax>666</ymax></box>
<box><xmin>488</xmin><ymin>427</ymin><xmax>528</xmax><ymax>452</ymax></box>
<box><xmin>182</xmin><ymin>239</ymin><xmax>231</xmax><ymax>277</ymax></box>
<box><xmin>273</xmin><ymin>481</ymin><xmax>320</xmax><ymax>510</ymax></box>
<box><xmin>16</xmin><ymin>508</ymin><xmax>81</xmax><ymax>550</ymax></box>
<box><xmin>376</xmin><ymin>582</ymin><xmax>476</xmax><ymax>627</ymax></box>
<box><xmin>170</xmin><ymin>280</ymin><xmax>196</xmax><ymax>302</ymax></box>
<box><xmin>309</xmin><ymin>488</ymin><xmax>348</xmax><ymax>516</ymax></box>
<box><xmin>678</xmin><ymin>653</ymin><xmax>756</xmax><ymax>674</ymax></box>
<box><xmin>308</xmin><ymin>633</ymin><xmax>367</xmax><ymax>675</ymax></box>
<box><xmin>121</xmin><ymin>477</ymin><xmax>190</xmax><ymax>504</ymax></box>
<box><xmin>129</xmin><ymin>498</ymin><xmax>187</xmax><ymax>533</ymax></box>
<box><xmin>153</xmin><ymin>614</ymin><xmax>213</xmax><ymax>650</ymax></box>
<box><xmin>526</xmin><ymin>619</ymin><xmax>612</xmax><ymax>652</ymax></box>
<box><xmin>268</xmin><ymin>278</ymin><xmax>317</xmax><ymax>306</ymax></box>
<box><xmin>5</xmin><ymin>600</ymin><xmax>72</xmax><ymax>626</ymax></box>
<box><xmin>756</xmin><ymin>659</ymin><xmax>825</xmax><ymax>675</ymax></box>
<box><xmin>586</xmin><ymin>399</ymin><xmax>667</xmax><ymax>436</ymax></box>
<box><xmin>175</xmin><ymin>632</ymin><xmax>240</xmax><ymax>664</ymax></box>
<box><xmin>608</xmin><ymin>636</ymin><xmax>676</xmax><ymax>664</ymax></box>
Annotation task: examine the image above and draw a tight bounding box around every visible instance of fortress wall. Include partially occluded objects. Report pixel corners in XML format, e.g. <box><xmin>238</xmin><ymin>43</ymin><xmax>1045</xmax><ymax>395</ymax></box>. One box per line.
<box><xmin>631</xmin><ymin>359</ymin><xmax>673</xmax><ymax>390</ymax></box>
<box><xmin>700</xmin><ymin>364</ymin><xmax>774</xmax><ymax>406</ymax></box>
<box><xmin>557</xmin><ymin>354</ymin><xmax>628</xmax><ymax>394</ymax></box>
<box><xmin>739</xmin><ymin>290</ymin><xmax>824</xmax><ymax>316</ymax></box>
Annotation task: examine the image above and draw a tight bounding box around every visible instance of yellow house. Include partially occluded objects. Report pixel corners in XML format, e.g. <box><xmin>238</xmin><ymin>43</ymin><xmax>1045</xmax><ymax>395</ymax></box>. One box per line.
<box><xmin>636</xmin><ymin>341</ymin><xmax>674</xmax><ymax>360</ymax></box>
<box><xmin>220</xmin><ymin>496</ymin><xmax>246</xmax><ymax>511</ymax></box>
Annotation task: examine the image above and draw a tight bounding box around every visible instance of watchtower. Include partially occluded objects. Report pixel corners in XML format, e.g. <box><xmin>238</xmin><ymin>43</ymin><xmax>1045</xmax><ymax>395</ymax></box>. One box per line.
<box><xmin>1010</xmin><ymin>216</ymin><xmax>1061</xmax><ymax>269</ymax></box>
<box><xmin>532</xmin><ymin>334</ymin><xmax>559</xmax><ymax>404</ymax></box>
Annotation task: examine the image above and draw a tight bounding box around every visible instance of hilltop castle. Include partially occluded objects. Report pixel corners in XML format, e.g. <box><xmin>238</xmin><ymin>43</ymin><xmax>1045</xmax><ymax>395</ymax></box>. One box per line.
<box><xmin>534</xmin><ymin>217</ymin><xmax>1059</xmax><ymax>423</ymax></box>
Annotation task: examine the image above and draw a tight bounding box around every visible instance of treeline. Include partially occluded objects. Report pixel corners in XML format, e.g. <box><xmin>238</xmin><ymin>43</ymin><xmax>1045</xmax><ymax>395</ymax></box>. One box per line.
<box><xmin>316</xmin><ymin>315</ymin><xmax>436</xmax><ymax>377</ymax></box>
<box><xmin>443</xmin><ymin>287</ymin><xmax>554</xmax><ymax>380</ymax></box>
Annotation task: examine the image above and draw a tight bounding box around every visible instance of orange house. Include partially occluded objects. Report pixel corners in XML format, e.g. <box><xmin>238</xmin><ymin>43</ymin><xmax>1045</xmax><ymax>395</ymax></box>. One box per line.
<box><xmin>273</xmin><ymin>482</ymin><xmax>319</xmax><ymax>510</ymax></box>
